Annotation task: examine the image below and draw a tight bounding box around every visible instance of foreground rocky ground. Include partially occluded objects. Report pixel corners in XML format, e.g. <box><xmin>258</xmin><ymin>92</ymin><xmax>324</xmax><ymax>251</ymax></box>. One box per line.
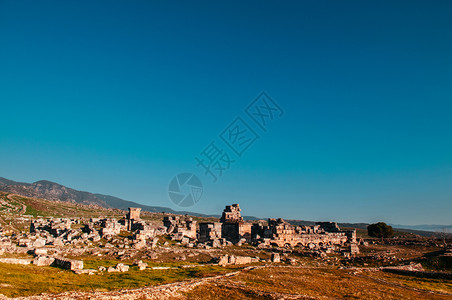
<box><xmin>0</xmin><ymin>192</ymin><xmax>451</xmax><ymax>299</ymax></box>
<box><xmin>2</xmin><ymin>264</ymin><xmax>451</xmax><ymax>300</ymax></box>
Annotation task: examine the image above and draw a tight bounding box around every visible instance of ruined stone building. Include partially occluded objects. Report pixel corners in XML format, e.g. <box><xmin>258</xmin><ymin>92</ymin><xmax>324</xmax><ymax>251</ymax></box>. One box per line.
<box><xmin>163</xmin><ymin>215</ymin><xmax>197</xmax><ymax>239</ymax></box>
<box><xmin>161</xmin><ymin>205</ymin><xmax>250</xmax><ymax>245</ymax></box>
<box><xmin>100</xmin><ymin>219</ymin><xmax>123</xmax><ymax>237</ymax></box>
<box><xmin>219</xmin><ymin>204</ymin><xmax>252</xmax><ymax>244</ymax></box>
<box><xmin>162</xmin><ymin>204</ymin><xmax>356</xmax><ymax>251</ymax></box>
<box><xmin>126</xmin><ymin>207</ymin><xmax>141</xmax><ymax>231</ymax></box>
<box><xmin>30</xmin><ymin>218</ymin><xmax>73</xmax><ymax>237</ymax></box>
<box><xmin>251</xmin><ymin>218</ymin><xmax>356</xmax><ymax>247</ymax></box>
<box><xmin>158</xmin><ymin>203</ymin><xmax>358</xmax><ymax>253</ymax></box>
<box><xmin>198</xmin><ymin>222</ymin><xmax>222</xmax><ymax>243</ymax></box>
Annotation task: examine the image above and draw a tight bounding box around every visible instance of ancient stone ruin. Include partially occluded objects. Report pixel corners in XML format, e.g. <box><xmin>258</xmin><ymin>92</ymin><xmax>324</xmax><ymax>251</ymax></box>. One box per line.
<box><xmin>126</xmin><ymin>207</ymin><xmax>141</xmax><ymax>231</ymax></box>
<box><xmin>0</xmin><ymin>203</ymin><xmax>361</xmax><ymax>276</ymax></box>
<box><xmin>198</xmin><ymin>222</ymin><xmax>222</xmax><ymax>243</ymax></box>
<box><xmin>160</xmin><ymin>203</ymin><xmax>357</xmax><ymax>255</ymax></box>
<box><xmin>251</xmin><ymin>219</ymin><xmax>357</xmax><ymax>248</ymax></box>
<box><xmin>220</xmin><ymin>204</ymin><xmax>252</xmax><ymax>244</ymax></box>
<box><xmin>163</xmin><ymin>215</ymin><xmax>197</xmax><ymax>240</ymax></box>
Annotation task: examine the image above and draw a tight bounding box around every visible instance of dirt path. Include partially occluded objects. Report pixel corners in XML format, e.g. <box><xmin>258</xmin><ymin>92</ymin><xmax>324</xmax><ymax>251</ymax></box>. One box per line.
<box><xmin>6</xmin><ymin>194</ymin><xmax>27</xmax><ymax>215</ymax></box>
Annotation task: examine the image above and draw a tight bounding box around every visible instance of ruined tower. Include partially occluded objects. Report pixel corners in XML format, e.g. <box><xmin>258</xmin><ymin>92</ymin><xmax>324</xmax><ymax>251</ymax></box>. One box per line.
<box><xmin>126</xmin><ymin>207</ymin><xmax>141</xmax><ymax>231</ymax></box>
<box><xmin>220</xmin><ymin>204</ymin><xmax>244</xmax><ymax>223</ymax></box>
<box><xmin>220</xmin><ymin>204</ymin><xmax>251</xmax><ymax>244</ymax></box>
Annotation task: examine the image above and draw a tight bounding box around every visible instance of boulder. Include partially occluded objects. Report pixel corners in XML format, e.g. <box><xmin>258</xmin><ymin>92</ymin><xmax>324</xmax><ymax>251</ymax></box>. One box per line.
<box><xmin>33</xmin><ymin>256</ymin><xmax>55</xmax><ymax>266</ymax></box>
<box><xmin>34</xmin><ymin>248</ymin><xmax>48</xmax><ymax>256</ymax></box>
<box><xmin>218</xmin><ymin>255</ymin><xmax>229</xmax><ymax>266</ymax></box>
<box><xmin>32</xmin><ymin>238</ymin><xmax>46</xmax><ymax>248</ymax></box>
<box><xmin>52</xmin><ymin>257</ymin><xmax>84</xmax><ymax>271</ymax></box>
<box><xmin>53</xmin><ymin>239</ymin><xmax>64</xmax><ymax>247</ymax></box>
<box><xmin>0</xmin><ymin>258</ymin><xmax>32</xmax><ymax>265</ymax></box>
<box><xmin>136</xmin><ymin>260</ymin><xmax>148</xmax><ymax>270</ymax></box>
<box><xmin>116</xmin><ymin>263</ymin><xmax>129</xmax><ymax>272</ymax></box>
<box><xmin>271</xmin><ymin>253</ymin><xmax>281</xmax><ymax>263</ymax></box>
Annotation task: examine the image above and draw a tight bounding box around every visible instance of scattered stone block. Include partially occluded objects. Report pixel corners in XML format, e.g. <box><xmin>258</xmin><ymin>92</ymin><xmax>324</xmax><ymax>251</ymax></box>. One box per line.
<box><xmin>32</xmin><ymin>238</ymin><xmax>46</xmax><ymax>248</ymax></box>
<box><xmin>135</xmin><ymin>260</ymin><xmax>148</xmax><ymax>270</ymax></box>
<box><xmin>0</xmin><ymin>258</ymin><xmax>32</xmax><ymax>265</ymax></box>
<box><xmin>33</xmin><ymin>256</ymin><xmax>55</xmax><ymax>266</ymax></box>
<box><xmin>133</xmin><ymin>240</ymin><xmax>146</xmax><ymax>249</ymax></box>
<box><xmin>34</xmin><ymin>248</ymin><xmax>48</xmax><ymax>256</ymax></box>
<box><xmin>53</xmin><ymin>238</ymin><xmax>64</xmax><ymax>247</ymax></box>
<box><xmin>218</xmin><ymin>255</ymin><xmax>256</xmax><ymax>266</ymax></box>
<box><xmin>74</xmin><ymin>269</ymin><xmax>97</xmax><ymax>275</ymax></box>
<box><xmin>53</xmin><ymin>257</ymin><xmax>84</xmax><ymax>271</ymax></box>
<box><xmin>18</xmin><ymin>239</ymin><xmax>31</xmax><ymax>247</ymax></box>
<box><xmin>116</xmin><ymin>263</ymin><xmax>129</xmax><ymax>272</ymax></box>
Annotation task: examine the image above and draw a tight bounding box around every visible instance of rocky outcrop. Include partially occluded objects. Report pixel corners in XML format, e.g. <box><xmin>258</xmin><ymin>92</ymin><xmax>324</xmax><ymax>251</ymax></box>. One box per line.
<box><xmin>217</xmin><ymin>254</ymin><xmax>259</xmax><ymax>266</ymax></box>
<box><xmin>52</xmin><ymin>257</ymin><xmax>83</xmax><ymax>271</ymax></box>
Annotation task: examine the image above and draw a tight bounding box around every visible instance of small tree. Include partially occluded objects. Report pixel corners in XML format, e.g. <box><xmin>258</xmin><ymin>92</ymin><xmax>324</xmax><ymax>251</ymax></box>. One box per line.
<box><xmin>367</xmin><ymin>222</ymin><xmax>394</xmax><ymax>239</ymax></box>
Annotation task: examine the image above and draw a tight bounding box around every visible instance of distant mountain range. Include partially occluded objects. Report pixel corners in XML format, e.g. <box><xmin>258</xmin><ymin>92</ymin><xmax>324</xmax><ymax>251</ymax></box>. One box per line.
<box><xmin>0</xmin><ymin>177</ymin><xmax>258</xmax><ymax>220</ymax></box>
<box><xmin>388</xmin><ymin>223</ymin><xmax>452</xmax><ymax>233</ymax></box>
<box><xmin>1</xmin><ymin>177</ymin><xmax>449</xmax><ymax>234</ymax></box>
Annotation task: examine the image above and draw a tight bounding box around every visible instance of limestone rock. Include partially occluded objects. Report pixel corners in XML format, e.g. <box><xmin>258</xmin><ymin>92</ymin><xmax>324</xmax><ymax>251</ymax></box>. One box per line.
<box><xmin>271</xmin><ymin>253</ymin><xmax>280</xmax><ymax>263</ymax></box>
<box><xmin>33</xmin><ymin>256</ymin><xmax>55</xmax><ymax>266</ymax></box>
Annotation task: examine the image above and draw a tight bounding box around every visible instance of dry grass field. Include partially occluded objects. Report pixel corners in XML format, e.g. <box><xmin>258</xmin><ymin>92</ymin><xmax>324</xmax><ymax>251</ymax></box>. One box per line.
<box><xmin>184</xmin><ymin>266</ymin><xmax>452</xmax><ymax>299</ymax></box>
<box><xmin>1</xmin><ymin>192</ymin><xmax>451</xmax><ymax>299</ymax></box>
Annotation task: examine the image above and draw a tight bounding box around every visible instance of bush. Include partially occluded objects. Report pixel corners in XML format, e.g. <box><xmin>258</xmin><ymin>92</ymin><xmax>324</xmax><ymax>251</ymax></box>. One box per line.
<box><xmin>367</xmin><ymin>222</ymin><xmax>394</xmax><ymax>238</ymax></box>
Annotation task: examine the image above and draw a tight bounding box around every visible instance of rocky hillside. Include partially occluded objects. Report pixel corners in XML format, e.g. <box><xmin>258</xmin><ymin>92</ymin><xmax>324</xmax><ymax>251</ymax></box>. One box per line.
<box><xmin>0</xmin><ymin>177</ymin><xmax>440</xmax><ymax>237</ymax></box>
<box><xmin>0</xmin><ymin>177</ymin><xmax>200</xmax><ymax>216</ymax></box>
<box><xmin>0</xmin><ymin>178</ymin><xmax>107</xmax><ymax>207</ymax></box>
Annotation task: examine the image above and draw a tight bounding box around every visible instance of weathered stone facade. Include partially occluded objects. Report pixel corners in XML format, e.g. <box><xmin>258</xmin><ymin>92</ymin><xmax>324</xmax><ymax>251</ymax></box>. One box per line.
<box><xmin>52</xmin><ymin>257</ymin><xmax>84</xmax><ymax>271</ymax></box>
<box><xmin>183</xmin><ymin>204</ymin><xmax>354</xmax><ymax>250</ymax></box>
<box><xmin>220</xmin><ymin>204</ymin><xmax>252</xmax><ymax>244</ymax></box>
<box><xmin>198</xmin><ymin>222</ymin><xmax>222</xmax><ymax>243</ymax></box>
<box><xmin>100</xmin><ymin>219</ymin><xmax>123</xmax><ymax>237</ymax></box>
<box><xmin>251</xmin><ymin>218</ymin><xmax>356</xmax><ymax>248</ymax></box>
<box><xmin>126</xmin><ymin>207</ymin><xmax>141</xmax><ymax>231</ymax></box>
<box><xmin>218</xmin><ymin>254</ymin><xmax>259</xmax><ymax>266</ymax></box>
<box><xmin>163</xmin><ymin>215</ymin><xmax>197</xmax><ymax>239</ymax></box>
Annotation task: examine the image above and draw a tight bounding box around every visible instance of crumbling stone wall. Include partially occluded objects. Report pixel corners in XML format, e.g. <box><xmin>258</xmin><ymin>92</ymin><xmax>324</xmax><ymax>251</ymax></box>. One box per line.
<box><xmin>252</xmin><ymin>218</ymin><xmax>354</xmax><ymax>247</ymax></box>
<box><xmin>52</xmin><ymin>257</ymin><xmax>84</xmax><ymax>271</ymax></box>
<box><xmin>198</xmin><ymin>222</ymin><xmax>222</xmax><ymax>243</ymax></box>
<box><xmin>218</xmin><ymin>254</ymin><xmax>259</xmax><ymax>266</ymax></box>
<box><xmin>126</xmin><ymin>207</ymin><xmax>141</xmax><ymax>231</ymax></box>
<box><xmin>220</xmin><ymin>204</ymin><xmax>251</xmax><ymax>244</ymax></box>
<box><xmin>100</xmin><ymin>219</ymin><xmax>123</xmax><ymax>237</ymax></box>
<box><xmin>220</xmin><ymin>204</ymin><xmax>243</xmax><ymax>223</ymax></box>
<box><xmin>163</xmin><ymin>216</ymin><xmax>197</xmax><ymax>239</ymax></box>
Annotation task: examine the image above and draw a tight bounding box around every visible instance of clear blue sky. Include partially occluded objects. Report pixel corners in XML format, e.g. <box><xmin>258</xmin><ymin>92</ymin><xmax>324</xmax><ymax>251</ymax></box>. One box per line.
<box><xmin>1</xmin><ymin>1</ymin><xmax>451</xmax><ymax>225</ymax></box>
